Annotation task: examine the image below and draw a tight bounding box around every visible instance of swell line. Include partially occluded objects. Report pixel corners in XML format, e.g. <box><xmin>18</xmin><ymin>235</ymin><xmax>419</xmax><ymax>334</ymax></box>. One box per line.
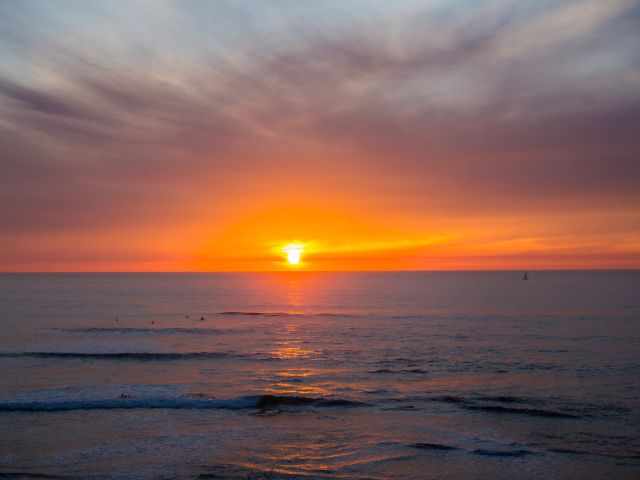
<box><xmin>0</xmin><ymin>394</ymin><xmax>367</xmax><ymax>413</ymax></box>
<box><xmin>53</xmin><ymin>327</ymin><xmax>234</xmax><ymax>335</ymax></box>
<box><xmin>0</xmin><ymin>351</ymin><xmax>237</xmax><ymax>361</ymax></box>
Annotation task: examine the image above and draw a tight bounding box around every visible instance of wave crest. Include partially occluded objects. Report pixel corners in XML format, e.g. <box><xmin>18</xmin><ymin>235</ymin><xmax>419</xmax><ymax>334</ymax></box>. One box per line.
<box><xmin>54</xmin><ymin>327</ymin><xmax>234</xmax><ymax>335</ymax></box>
<box><xmin>0</xmin><ymin>394</ymin><xmax>367</xmax><ymax>413</ymax></box>
<box><xmin>0</xmin><ymin>351</ymin><xmax>235</xmax><ymax>361</ymax></box>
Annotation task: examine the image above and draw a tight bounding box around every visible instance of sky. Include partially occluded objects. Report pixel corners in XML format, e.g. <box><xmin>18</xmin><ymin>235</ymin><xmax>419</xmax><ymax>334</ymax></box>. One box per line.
<box><xmin>1</xmin><ymin>0</ymin><xmax>639</xmax><ymax>271</ymax></box>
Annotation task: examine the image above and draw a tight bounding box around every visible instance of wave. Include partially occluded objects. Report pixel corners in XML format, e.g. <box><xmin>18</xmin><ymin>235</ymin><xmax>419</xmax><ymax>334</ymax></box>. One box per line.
<box><xmin>410</xmin><ymin>442</ymin><xmax>459</xmax><ymax>451</ymax></box>
<box><xmin>0</xmin><ymin>351</ymin><xmax>238</xmax><ymax>361</ymax></box>
<box><xmin>256</xmin><ymin>394</ymin><xmax>366</xmax><ymax>409</ymax></box>
<box><xmin>0</xmin><ymin>394</ymin><xmax>367</xmax><ymax>413</ymax></box>
<box><xmin>429</xmin><ymin>395</ymin><xmax>466</xmax><ymax>404</ymax></box>
<box><xmin>369</xmin><ymin>368</ymin><xmax>428</xmax><ymax>375</ymax></box>
<box><xmin>393</xmin><ymin>394</ymin><xmax>585</xmax><ymax>419</ymax></box>
<box><xmin>548</xmin><ymin>448</ymin><xmax>640</xmax><ymax>461</ymax></box>
<box><xmin>382</xmin><ymin>405</ymin><xmax>418</xmax><ymax>411</ymax></box>
<box><xmin>54</xmin><ymin>327</ymin><xmax>234</xmax><ymax>335</ymax></box>
<box><xmin>432</xmin><ymin>394</ymin><xmax>579</xmax><ymax>418</ymax></box>
<box><xmin>0</xmin><ymin>472</ymin><xmax>69</xmax><ymax>479</ymax></box>
<box><xmin>410</xmin><ymin>442</ymin><xmax>537</xmax><ymax>458</ymax></box>
<box><xmin>463</xmin><ymin>405</ymin><xmax>580</xmax><ymax>419</ymax></box>
<box><xmin>548</xmin><ymin>448</ymin><xmax>592</xmax><ymax>456</ymax></box>
<box><xmin>479</xmin><ymin>395</ymin><xmax>527</xmax><ymax>404</ymax></box>
<box><xmin>472</xmin><ymin>449</ymin><xmax>536</xmax><ymax>457</ymax></box>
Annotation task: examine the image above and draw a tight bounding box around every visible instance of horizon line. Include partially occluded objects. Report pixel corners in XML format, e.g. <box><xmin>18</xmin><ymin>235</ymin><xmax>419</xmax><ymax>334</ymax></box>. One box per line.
<box><xmin>1</xmin><ymin>268</ymin><xmax>639</xmax><ymax>274</ymax></box>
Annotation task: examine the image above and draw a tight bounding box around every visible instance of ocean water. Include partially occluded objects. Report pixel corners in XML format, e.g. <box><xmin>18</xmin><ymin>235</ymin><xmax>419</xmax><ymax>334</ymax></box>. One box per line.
<box><xmin>0</xmin><ymin>271</ymin><xmax>639</xmax><ymax>479</ymax></box>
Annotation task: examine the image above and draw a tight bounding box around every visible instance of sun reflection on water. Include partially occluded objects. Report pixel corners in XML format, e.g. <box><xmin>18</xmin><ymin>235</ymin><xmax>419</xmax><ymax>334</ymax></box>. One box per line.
<box><xmin>270</xmin><ymin>344</ymin><xmax>315</xmax><ymax>360</ymax></box>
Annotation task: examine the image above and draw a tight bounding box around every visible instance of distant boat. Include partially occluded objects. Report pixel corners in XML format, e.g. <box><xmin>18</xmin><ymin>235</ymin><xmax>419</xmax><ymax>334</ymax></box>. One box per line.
<box><xmin>523</xmin><ymin>272</ymin><xmax>528</xmax><ymax>280</ymax></box>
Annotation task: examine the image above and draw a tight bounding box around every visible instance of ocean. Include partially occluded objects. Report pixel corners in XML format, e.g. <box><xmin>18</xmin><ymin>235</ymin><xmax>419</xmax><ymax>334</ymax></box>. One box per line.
<box><xmin>1</xmin><ymin>272</ymin><xmax>639</xmax><ymax>479</ymax></box>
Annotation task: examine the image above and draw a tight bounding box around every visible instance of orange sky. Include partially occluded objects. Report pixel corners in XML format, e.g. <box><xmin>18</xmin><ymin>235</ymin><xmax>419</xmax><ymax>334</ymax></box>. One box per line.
<box><xmin>1</xmin><ymin>1</ymin><xmax>639</xmax><ymax>271</ymax></box>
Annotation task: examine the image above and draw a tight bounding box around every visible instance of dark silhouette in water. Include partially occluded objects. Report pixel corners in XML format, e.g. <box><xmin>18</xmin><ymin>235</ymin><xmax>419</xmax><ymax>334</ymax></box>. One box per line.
<box><xmin>523</xmin><ymin>272</ymin><xmax>528</xmax><ymax>280</ymax></box>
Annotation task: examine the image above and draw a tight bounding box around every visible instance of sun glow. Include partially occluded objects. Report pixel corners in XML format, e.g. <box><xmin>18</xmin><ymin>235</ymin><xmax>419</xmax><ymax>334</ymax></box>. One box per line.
<box><xmin>283</xmin><ymin>243</ymin><xmax>304</xmax><ymax>266</ymax></box>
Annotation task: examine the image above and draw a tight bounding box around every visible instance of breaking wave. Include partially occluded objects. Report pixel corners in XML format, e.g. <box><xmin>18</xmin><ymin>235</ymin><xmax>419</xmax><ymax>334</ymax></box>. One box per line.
<box><xmin>0</xmin><ymin>394</ymin><xmax>367</xmax><ymax>413</ymax></box>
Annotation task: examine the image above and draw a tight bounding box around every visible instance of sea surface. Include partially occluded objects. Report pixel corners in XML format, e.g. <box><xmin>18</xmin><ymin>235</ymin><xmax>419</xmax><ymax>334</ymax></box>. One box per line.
<box><xmin>1</xmin><ymin>272</ymin><xmax>639</xmax><ymax>479</ymax></box>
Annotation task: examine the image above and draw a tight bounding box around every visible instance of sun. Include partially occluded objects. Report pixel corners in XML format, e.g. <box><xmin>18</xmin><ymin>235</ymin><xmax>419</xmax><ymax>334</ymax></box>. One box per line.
<box><xmin>283</xmin><ymin>243</ymin><xmax>304</xmax><ymax>266</ymax></box>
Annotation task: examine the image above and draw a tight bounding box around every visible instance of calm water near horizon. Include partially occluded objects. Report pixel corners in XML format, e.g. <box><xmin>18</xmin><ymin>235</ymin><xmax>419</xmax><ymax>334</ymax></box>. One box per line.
<box><xmin>1</xmin><ymin>271</ymin><xmax>639</xmax><ymax>479</ymax></box>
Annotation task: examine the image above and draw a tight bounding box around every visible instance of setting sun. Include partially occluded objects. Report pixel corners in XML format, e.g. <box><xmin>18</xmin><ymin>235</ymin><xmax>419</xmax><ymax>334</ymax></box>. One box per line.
<box><xmin>283</xmin><ymin>243</ymin><xmax>304</xmax><ymax>266</ymax></box>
